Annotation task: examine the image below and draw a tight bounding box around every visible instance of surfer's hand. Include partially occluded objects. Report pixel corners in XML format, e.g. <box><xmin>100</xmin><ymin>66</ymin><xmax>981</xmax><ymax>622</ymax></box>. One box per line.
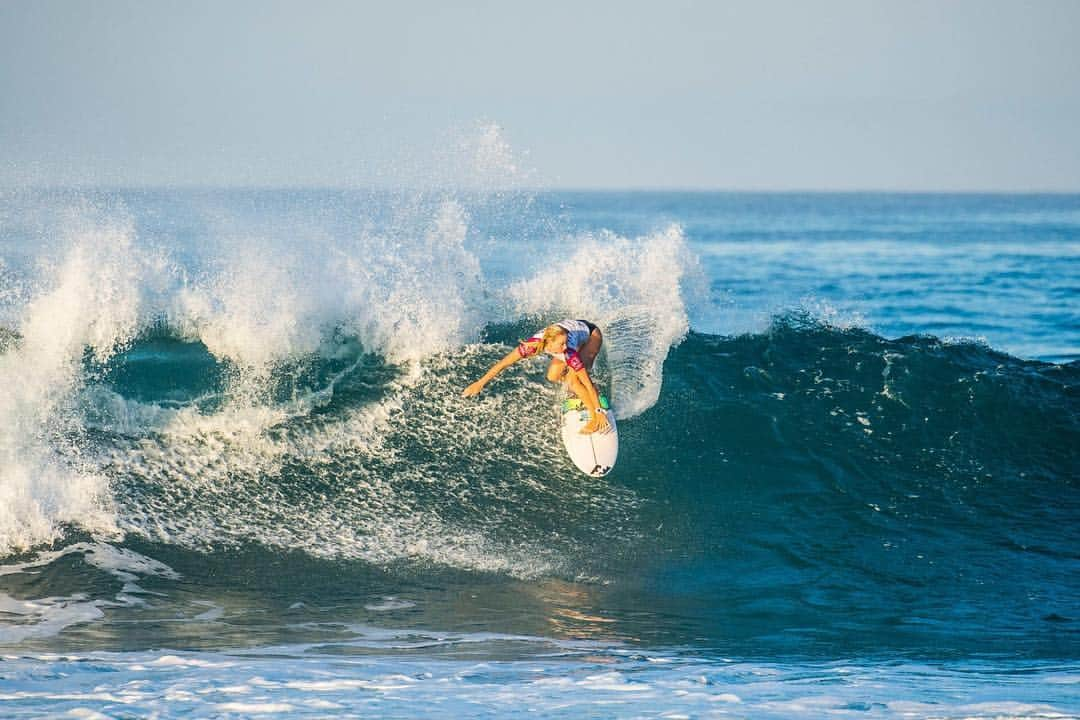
<box><xmin>462</xmin><ymin>381</ymin><xmax>485</xmax><ymax>397</ymax></box>
<box><xmin>581</xmin><ymin>411</ymin><xmax>610</xmax><ymax>434</ymax></box>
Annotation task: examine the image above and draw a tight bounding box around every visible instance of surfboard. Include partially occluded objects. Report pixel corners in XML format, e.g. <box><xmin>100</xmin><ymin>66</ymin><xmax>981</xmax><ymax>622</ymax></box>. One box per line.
<box><xmin>560</xmin><ymin>395</ymin><xmax>618</xmax><ymax>477</ymax></box>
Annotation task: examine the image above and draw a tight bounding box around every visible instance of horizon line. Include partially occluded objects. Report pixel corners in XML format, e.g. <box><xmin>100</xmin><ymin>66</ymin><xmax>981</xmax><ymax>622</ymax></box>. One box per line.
<box><xmin>4</xmin><ymin>183</ymin><xmax>1080</xmax><ymax>196</ymax></box>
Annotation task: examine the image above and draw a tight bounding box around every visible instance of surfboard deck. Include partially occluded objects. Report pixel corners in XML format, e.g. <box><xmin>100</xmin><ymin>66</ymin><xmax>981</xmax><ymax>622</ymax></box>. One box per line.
<box><xmin>560</xmin><ymin>396</ymin><xmax>618</xmax><ymax>477</ymax></box>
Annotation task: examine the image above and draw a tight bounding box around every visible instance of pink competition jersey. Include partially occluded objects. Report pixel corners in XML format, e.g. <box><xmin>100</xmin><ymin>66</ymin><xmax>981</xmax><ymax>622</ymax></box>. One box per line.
<box><xmin>516</xmin><ymin>319</ymin><xmax>596</xmax><ymax>371</ymax></box>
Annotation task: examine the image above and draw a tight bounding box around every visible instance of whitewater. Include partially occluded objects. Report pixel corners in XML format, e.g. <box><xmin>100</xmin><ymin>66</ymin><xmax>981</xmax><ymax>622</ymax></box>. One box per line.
<box><xmin>0</xmin><ymin>181</ymin><xmax>1077</xmax><ymax>717</ymax></box>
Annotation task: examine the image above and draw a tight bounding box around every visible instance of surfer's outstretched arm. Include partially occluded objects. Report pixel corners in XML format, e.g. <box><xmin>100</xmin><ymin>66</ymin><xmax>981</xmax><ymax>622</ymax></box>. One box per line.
<box><xmin>462</xmin><ymin>348</ymin><xmax>521</xmax><ymax>397</ymax></box>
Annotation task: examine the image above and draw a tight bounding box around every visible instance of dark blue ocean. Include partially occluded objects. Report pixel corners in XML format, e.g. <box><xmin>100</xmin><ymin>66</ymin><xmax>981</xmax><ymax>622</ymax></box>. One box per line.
<box><xmin>0</xmin><ymin>188</ymin><xmax>1077</xmax><ymax>718</ymax></box>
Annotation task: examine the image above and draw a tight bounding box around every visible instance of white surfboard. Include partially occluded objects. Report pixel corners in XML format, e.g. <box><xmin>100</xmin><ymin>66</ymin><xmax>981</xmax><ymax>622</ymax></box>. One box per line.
<box><xmin>560</xmin><ymin>396</ymin><xmax>618</xmax><ymax>477</ymax></box>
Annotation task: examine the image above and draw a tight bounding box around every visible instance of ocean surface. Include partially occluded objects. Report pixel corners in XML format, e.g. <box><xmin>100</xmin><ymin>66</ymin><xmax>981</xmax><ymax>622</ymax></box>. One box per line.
<box><xmin>0</xmin><ymin>188</ymin><xmax>1077</xmax><ymax>718</ymax></box>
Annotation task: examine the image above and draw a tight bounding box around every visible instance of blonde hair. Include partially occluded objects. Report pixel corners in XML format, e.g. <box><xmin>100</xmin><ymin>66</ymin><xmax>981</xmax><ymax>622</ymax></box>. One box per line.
<box><xmin>538</xmin><ymin>325</ymin><xmax>567</xmax><ymax>353</ymax></box>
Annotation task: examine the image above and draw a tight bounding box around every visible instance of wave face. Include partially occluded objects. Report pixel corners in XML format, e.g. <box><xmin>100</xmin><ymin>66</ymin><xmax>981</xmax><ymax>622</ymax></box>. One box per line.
<box><xmin>0</xmin><ymin>187</ymin><xmax>1077</xmax><ymax>666</ymax></box>
<box><xmin>616</xmin><ymin>319</ymin><xmax>1078</xmax><ymax>656</ymax></box>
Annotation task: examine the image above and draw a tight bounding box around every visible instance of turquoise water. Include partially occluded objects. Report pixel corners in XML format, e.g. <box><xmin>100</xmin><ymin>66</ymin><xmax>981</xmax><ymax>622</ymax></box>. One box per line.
<box><xmin>0</xmin><ymin>189</ymin><xmax>1077</xmax><ymax>717</ymax></box>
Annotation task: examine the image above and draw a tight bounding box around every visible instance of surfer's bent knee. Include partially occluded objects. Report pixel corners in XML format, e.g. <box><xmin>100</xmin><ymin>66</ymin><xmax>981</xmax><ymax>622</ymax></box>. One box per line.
<box><xmin>546</xmin><ymin>359</ymin><xmax>567</xmax><ymax>383</ymax></box>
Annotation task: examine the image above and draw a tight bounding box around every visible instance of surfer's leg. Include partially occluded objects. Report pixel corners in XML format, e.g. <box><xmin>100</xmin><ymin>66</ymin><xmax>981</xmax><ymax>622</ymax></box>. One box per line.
<box><xmin>578</xmin><ymin>328</ymin><xmax>603</xmax><ymax>370</ymax></box>
<box><xmin>569</xmin><ymin>371</ymin><xmax>610</xmax><ymax>434</ymax></box>
<box><xmin>565</xmin><ymin>371</ymin><xmax>589</xmax><ymax>399</ymax></box>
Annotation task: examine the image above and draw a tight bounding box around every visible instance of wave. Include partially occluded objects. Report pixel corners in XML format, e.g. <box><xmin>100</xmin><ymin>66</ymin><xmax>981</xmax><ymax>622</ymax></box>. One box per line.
<box><xmin>0</xmin><ymin>188</ymin><xmax>1075</xmax><ymax>633</ymax></box>
<box><xmin>6</xmin><ymin>313</ymin><xmax>1077</xmax><ymax>571</ymax></box>
<box><xmin>0</xmin><ymin>272</ymin><xmax>1076</xmax><ymax>658</ymax></box>
<box><xmin>0</xmin><ymin>196</ymin><xmax>693</xmax><ymax>562</ymax></box>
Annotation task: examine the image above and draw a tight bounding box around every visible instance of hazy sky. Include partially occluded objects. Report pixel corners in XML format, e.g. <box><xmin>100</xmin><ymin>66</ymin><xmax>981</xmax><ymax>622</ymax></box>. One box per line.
<box><xmin>2</xmin><ymin>0</ymin><xmax>1078</xmax><ymax>190</ymax></box>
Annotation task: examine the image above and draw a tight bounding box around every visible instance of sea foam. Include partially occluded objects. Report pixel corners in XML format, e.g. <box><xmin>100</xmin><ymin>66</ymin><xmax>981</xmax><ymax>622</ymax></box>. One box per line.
<box><xmin>0</xmin><ymin>205</ymin><xmax>147</xmax><ymax>554</ymax></box>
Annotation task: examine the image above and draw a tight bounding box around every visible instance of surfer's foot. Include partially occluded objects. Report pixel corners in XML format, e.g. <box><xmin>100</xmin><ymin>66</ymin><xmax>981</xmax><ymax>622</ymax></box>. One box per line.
<box><xmin>581</xmin><ymin>413</ymin><xmax>610</xmax><ymax>434</ymax></box>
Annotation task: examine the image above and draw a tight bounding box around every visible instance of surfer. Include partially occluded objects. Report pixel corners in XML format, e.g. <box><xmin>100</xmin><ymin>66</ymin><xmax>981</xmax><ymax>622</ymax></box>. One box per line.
<box><xmin>462</xmin><ymin>319</ymin><xmax>611</xmax><ymax>434</ymax></box>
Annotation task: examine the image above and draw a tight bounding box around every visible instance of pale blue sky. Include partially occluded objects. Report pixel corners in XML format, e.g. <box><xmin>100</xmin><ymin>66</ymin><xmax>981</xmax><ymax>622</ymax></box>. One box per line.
<box><xmin>2</xmin><ymin>0</ymin><xmax>1078</xmax><ymax>190</ymax></box>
